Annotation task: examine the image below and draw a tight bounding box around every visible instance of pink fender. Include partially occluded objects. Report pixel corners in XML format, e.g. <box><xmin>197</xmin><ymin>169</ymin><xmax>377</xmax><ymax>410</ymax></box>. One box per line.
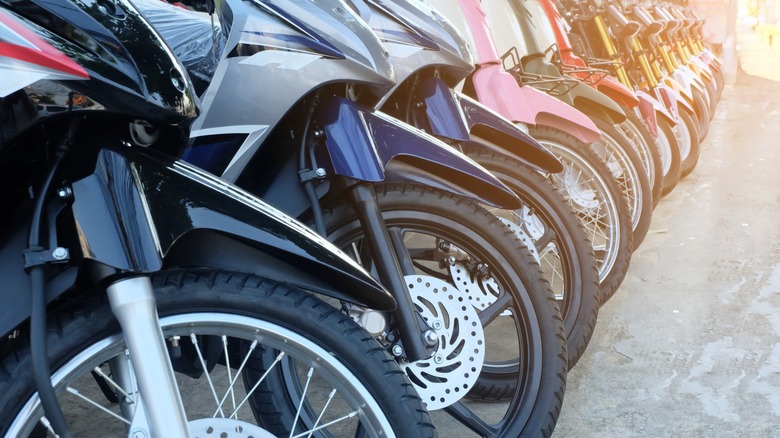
<box><xmin>594</xmin><ymin>76</ymin><xmax>640</xmax><ymax>109</ymax></box>
<box><xmin>656</xmin><ymin>84</ymin><xmax>681</xmax><ymax>123</ymax></box>
<box><xmin>458</xmin><ymin>0</ymin><xmax>501</xmax><ymax>64</ymax></box>
<box><xmin>661</xmin><ymin>77</ymin><xmax>695</xmax><ymax>114</ymax></box>
<box><xmin>471</xmin><ymin>65</ymin><xmax>600</xmax><ymax>144</ymax></box>
<box><xmin>635</xmin><ymin>90</ymin><xmax>676</xmax><ymax>137</ymax></box>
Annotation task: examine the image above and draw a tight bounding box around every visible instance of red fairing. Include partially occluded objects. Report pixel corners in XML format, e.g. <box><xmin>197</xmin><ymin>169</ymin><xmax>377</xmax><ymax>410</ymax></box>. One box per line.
<box><xmin>0</xmin><ymin>9</ymin><xmax>88</xmax><ymax>79</ymax></box>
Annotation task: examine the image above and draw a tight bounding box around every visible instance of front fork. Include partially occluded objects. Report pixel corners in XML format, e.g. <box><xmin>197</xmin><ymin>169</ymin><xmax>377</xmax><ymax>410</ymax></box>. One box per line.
<box><xmin>106</xmin><ymin>276</ymin><xmax>190</xmax><ymax>437</ymax></box>
<box><xmin>343</xmin><ymin>181</ymin><xmax>431</xmax><ymax>362</ymax></box>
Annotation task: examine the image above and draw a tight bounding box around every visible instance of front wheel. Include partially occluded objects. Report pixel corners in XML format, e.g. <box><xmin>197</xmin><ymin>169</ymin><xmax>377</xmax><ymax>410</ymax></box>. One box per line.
<box><xmin>0</xmin><ymin>270</ymin><xmax>434</xmax><ymax>438</ymax></box>
<box><xmin>676</xmin><ymin>106</ymin><xmax>702</xmax><ymax>178</ymax></box>
<box><xmin>320</xmin><ymin>184</ymin><xmax>567</xmax><ymax>436</ymax></box>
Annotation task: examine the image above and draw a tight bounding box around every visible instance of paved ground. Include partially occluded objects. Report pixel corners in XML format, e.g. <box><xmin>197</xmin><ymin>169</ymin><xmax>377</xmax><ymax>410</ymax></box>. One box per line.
<box><xmin>552</xmin><ymin>29</ymin><xmax>780</xmax><ymax>437</ymax></box>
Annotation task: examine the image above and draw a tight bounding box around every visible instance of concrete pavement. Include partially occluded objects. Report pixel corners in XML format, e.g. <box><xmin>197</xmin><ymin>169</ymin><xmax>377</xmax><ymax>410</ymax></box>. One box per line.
<box><xmin>552</xmin><ymin>30</ymin><xmax>780</xmax><ymax>437</ymax></box>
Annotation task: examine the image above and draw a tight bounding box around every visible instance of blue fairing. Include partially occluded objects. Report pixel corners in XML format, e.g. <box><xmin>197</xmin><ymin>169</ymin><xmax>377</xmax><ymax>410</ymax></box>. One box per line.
<box><xmin>316</xmin><ymin>97</ymin><xmax>521</xmax><ymax>208</ymax></box>
<box><xmin>453</xmin><ymin>91</ymin><xmax>564</xmax><ymax>173</ymax></box>
<box><xmin>420</xmin><ymin>76</ymin><xmax>470</xmax><ymax>141</ymax></box>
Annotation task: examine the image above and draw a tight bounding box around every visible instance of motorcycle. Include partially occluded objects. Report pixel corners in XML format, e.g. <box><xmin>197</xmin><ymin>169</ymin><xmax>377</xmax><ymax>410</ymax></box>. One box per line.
<box><xmin>431</xmin><ymin>0</ymin><xmax>635</xmax><ymax>304</ymax></box>
<box><xmin>144</xmin><ymin>0</ymin><xmax>568</xmax><ymax>435</ymax></box>
<box><xmin>537</xmin><ymin>0</ymin><xmax>665</xmax><ymax>209</ymax></box>
<box><xmin>0</xmin><ymin>2</ymin><xmax>436</xmax><ymax>437</ymax></box>
<box><xmin>560</xmin><ymin>0</ymin><xmax>687</xmax><ymax>194</ymax></box>
<box><xmin>350</xmin><ymin>0</ymin><xmax>600</xmax><ymax>370</ymax></box>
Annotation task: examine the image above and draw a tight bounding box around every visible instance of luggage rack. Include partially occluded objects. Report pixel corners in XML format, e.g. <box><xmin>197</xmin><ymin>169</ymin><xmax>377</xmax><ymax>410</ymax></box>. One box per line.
<box><xmin>545</xmin><ymin>43</ymin><xmax>612</xmax><ymax>85</ymax></box>
<box><xmin>500</xmin><ymin>46</ymin><xmax>577</xmax><ymax>97</ymax></box>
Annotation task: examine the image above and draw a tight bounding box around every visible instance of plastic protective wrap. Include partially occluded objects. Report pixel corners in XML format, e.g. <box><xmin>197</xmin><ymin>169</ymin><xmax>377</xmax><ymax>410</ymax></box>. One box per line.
<box><xmin>135</xmin><ymin>0</ymin><xmax>224</xmax><ymax>86</ymax></box>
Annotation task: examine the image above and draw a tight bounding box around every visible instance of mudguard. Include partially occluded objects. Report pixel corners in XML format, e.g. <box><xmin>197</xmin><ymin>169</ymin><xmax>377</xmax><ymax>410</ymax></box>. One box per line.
<box><xmin>594</xmin><ymin>76</ymin><xmax>640</xmax><ymax>109</ymax></box>
<box><xmin>566</xmin><ymin>79</ymin><xmax>627</xmax><ymax>124</ymax></box>
<box><xmin>674</xmin><ymin>66</ymin><xmax>707</xmax><ymax>94</ymax></box>
<box><xmin>318</xmin><ymin>97</ymin><xmax>521</xmax><ymax>209</ymax></box>
<box><xmin>452</xmin><ymin>91</ymin><xmax>563</xmax><ymax>173</ymax></box>
<box><xmin>656</xmin><ymin>84</ymin><xmax>681</xmax><ymax>122</ymax></box>
<box><xmin>0</xmin><ymin>145</ymin><xmax>398</xmax><ymax>337</ymax></box>
<box><xmin>412</xmin><ymin>77</ymin><xmax>561</xmax><ymax>172</ymax></box>
<box><xmin>635</xmin><ymin>89</ymin><xmax>676</xmax><ymax>136</ymax></box>
<box><xmin>470</xmin><ymin>65</ymin><xmax>601</xmax><ymax>144</ymax></box>
<box><xmin>660</xmin><ymin>77</ymin><xmax>694</xmax><ymax>114</ymax></box>
<box><xmin>688</xmin><ymin>59</ymin><xmax>714</xmax><ymax>82</ymax></box>
<box><xmin>419</xmin><ymin>76</ymin><xmax>471</xmax><ymax>141</ymax></box>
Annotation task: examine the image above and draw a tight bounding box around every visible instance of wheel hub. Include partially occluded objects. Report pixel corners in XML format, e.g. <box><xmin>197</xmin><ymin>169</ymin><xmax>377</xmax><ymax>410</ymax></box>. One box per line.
<box><xmin>188</xmin><ymin>418</ymin><xmax>274</xmax><ymax>438</ymax></box>
<box><xmin>401</xmin><ymin>275</ymin><xmax>485</xmax><ymax>410</ymax></box>
<box><xmin>559</xmin><ymin>161</ymin><xmax>600</xmax><ymax>210</ymax></box>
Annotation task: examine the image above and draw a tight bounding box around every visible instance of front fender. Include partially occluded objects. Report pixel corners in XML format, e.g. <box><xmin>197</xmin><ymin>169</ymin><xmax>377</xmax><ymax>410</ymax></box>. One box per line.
<box><xmin>70</xmin><ymin>145</ymin><xmax>395</xmax><ymax>310</ymax></box>
<box><xmin>659</xmin><ymin>79</ymin><xmax>694</xmax><ymax>115</ymax></box>
<box><xmin>468</xmin><ymin>65</ymin><xmax>600</xmax><ymax>143</ymax></box>
<box><xmin>656</xmin><ymin>84</ymin><xmax>681</xmax><ymax>122</ymax></box>
<box><xmin>453</xmin><ymin>91</ymin><xmax>563</xmax><ymax>173</ymax></box>
<box><xmin>594</xmin><ymin>76</ymin><xmax>640</xmax><ymax>109</ymax></box>
<box><xmin>318</xmin><ymin>97</ymin><xmax>521</xmax><ymax>208</ymax></box>
<box><xmin>636</xmin><ymin>89</ymin><xmax>677</xmax><ymax>133</ymax></box>
<box><xmin>568</xmin><ymin>79</ymin><xmax>627</xmax><ymax>124</ymax></box>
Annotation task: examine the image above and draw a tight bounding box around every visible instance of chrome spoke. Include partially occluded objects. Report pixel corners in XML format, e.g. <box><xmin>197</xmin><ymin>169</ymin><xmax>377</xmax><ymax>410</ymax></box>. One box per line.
<box><xmin>66</xmin><ymin>387</ymin><xmax>132</xmax><ymax>425</ymax></box>
<box><xmin>221</xmin><ymin>335</ymin><xmax>237</xmax><ymax>413</ymax></box>
<box><xmin>290</xmin><ymin>411</ymin><xmax>359</xmax><ymax>438</ymax></box>
<box><xmin>189</xmin><ymin>333</ymin><xmax>224</xmax><ymax>418</ymax></box>
<box><xmin>289</xmin><ymin>367</ymin><xmax>315</xmax><ymax>438</ymax></box>
<box><xmin>231</xmin><ymin>351</ymin><xmax>286</xmax><ymax>419</ymax></box>
<box><xmin>92</xmin><ymin>366</ymin><xmax>134</xmax><ymax>404</ymax></box>
<box><xmin>305</xmin><ymin>389</ymin><xmax>337</xmax><ymax>438</ymax></box>
<box><xmin>214</xmin><ymin>339</ymin><xmax>258</xmax><ymax>417</ymax></box>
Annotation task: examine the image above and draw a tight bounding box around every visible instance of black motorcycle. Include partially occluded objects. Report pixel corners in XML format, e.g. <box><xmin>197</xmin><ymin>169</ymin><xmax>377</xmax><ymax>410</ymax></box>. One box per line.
<box><xmin>0</xmin><ymin>2</ymin><xmax>434</xmax><ymax>437</ymax></box>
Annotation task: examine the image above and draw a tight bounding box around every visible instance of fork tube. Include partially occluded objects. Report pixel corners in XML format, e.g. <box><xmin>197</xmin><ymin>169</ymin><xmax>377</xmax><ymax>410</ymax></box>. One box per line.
<box><xmin>631</xmin><ymin>38</ymin><xmax>659</xmax><ymax>88</ymax></box>
<box><xmin>344</xmin><ymin>182</ymin><xmax>428</xmax><ymax>362</ymax></box>
<box><xmin>593</xmin><ymin>16</ymin><xmax>631</xmax><ymax>87</ymax></box>
<box><xmin>107</xmin><ymin>276</ymin><xmax>190</xmax><ymax>437</ymax></box>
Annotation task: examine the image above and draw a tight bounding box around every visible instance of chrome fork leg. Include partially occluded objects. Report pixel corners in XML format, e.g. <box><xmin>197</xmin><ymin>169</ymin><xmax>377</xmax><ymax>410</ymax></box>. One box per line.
<box><xmin>106</xmin><ymin>276</ymin><xmax>189</xmax><ymax>437</ymax></box>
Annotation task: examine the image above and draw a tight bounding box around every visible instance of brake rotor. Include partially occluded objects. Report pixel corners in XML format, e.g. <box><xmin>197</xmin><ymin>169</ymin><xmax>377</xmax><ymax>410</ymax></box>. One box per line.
<box><xmin>558</xmin><ymin>160</ymin><xmax>600</xmax><ymax>210</ymax></box>
<box><xmin>401</xmin><ymin>275</ymin><xmax>485</xmax><ymax>410</ymax></box>
<box><xmin>189</xmin><ymin>418</ymin><xmax>274</xmax><ymax>438</ymax></box>
<box><xmin>447</xmin><ymin>262</ymin><xmax>505</xmax><ymax>313</ymax></box>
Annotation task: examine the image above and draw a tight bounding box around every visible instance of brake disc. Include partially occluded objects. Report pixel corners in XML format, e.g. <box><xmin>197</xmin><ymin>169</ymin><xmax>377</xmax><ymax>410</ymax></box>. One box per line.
<box><xmin>447</xmin><ymin>261</ymin><xmax>505</xmax><ymax>313</ymax></box>
<box><xmin>188</xmin><ymin>418</ymin><xmax>274</xmax><ymax>438</ymax></box>
<box><xmin>559</xmin><ymin>160</ymin><xmax>600</xmax><ymax>210</ymax></box>
<box><xmin>401</xmin><ymin>275</ymin><xmax>485</xmax><ymax>410</ymax></box>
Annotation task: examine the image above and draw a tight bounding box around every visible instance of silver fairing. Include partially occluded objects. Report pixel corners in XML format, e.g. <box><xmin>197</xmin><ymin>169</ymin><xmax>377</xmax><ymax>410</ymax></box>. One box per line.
<box><xmin>194</xmin><ymin>0</ymin><xmax>395</xmax><ymax>181</ymax></box>
<box><xmin>353</xmin><ymin>0</ymin><xmax>474</xmax><ymax>88</ymax></box>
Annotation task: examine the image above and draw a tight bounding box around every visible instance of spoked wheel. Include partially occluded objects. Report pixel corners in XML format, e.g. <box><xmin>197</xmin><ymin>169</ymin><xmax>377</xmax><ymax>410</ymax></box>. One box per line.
<box><xmin>529</xmin><ymin>125</ymin><xmax>633</xmax><ymax>304</ymax></box>
<box><xmin>675</xmin><ymin>106</ymin><xmax>701</xmax><ymax>178</ymax></box>
<box><xmin>590</xmin><ymin>118</ymin><xmax>653</xmax><ymax>250</ymax></box>
<box><xmin>465</xmin><ymin>147</ymin><xmax>599</xmax><ymax>370</ymax></box>
<box><xmin>0</xmin><ymin>270</ymin><xmax>433</xmax><ymax>438</ymax></box>
<box><xmin>619</xmin><ymin>107</ymin><xmax>664</xmax><ymax>208</ymax></box>
<box><xmin>657</xmin><ymin>117</ymin><xmax>682</xmax><ymax>196</ymax></box>
<box><xmin>691</xmin><ymin>87</ymin><xmax>710</xmax><ymax>141</ymax></box>
<box><xmin>704</xmin><ymin>75</ymin><xmax>718</xmax><ymax>118</ymax></box>
<box><xmin>294</xmin><ymin>183</ymin><xmax>567</xmax><ymax>437</ymax></box>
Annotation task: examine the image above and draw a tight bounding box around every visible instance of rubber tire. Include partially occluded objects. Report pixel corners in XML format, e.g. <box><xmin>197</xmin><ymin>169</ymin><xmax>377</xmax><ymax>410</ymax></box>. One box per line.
<box><xmin>0</xmin><ymin>269</ymin><xmax>436</xmax><ymax>438</ymax></box>
<box><xmin>691</xmin><ymin>87</ymin><xmax>710</xmax><ymax>142</ymax></box>
<box><xmin>619</xmin><ymin>107</ymin><xmax>664</xmax><ymax>209</ymax></box>
<box><xmin>704</xmin><ymin>75</ymin><xmax>718</xmax><ymax>118</ymax></box>
<box><xmin>658</xmin><ymin>117</ymin><xmax>682</xmax><ymax>197</ymax></box>
<box><xmin>464</xmin><ymin>148</ymin><xmax>599</xmax><ymax>370</ymax></box>
<box><xmin>529</xmin><ymin>125</ymin><xmax>633</xmax><ymax>305</ymax></box>
<box><xmin>318</xmin><ymin>183</ymin><xmax>567</xmax><ymax>437</ymax></box>
<box><xmin>591</xmin><ymin>117</ymin><xmax>653</xmax><ymax>250</ymax></box>
<box><xmin>678</xmin><ymin>106</ymin><xmax>701</xmax><ymax>178</ymax></box>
